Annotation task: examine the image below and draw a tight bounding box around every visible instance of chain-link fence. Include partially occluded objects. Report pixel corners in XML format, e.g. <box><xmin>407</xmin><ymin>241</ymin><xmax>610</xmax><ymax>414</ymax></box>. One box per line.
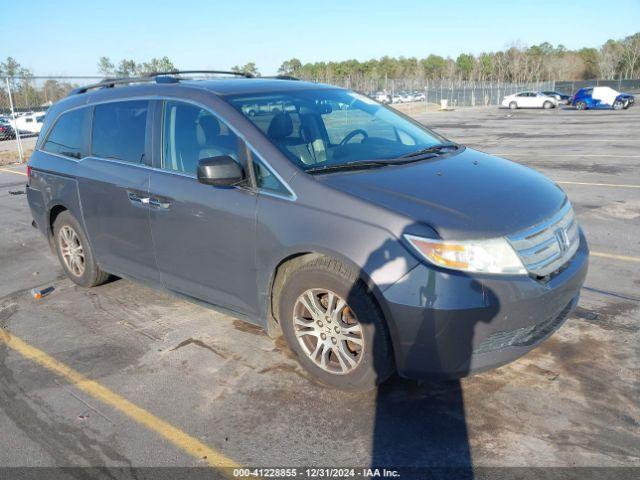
<box><xmin>1</xmin><ymin>75</ymin><xmax>638</xmax><ymax>165</ymax></box>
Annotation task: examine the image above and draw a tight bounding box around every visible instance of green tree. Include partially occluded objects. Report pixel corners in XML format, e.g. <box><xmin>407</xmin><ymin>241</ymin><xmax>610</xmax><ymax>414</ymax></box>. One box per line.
<box><xmin>578</xmin><ymin>48</ymin><xmax>599</xmax><ymax>79</ymax></box>
<box><xmin>455</xmin><ymin>53</ymin><xmax>475</xmax><ymax>80</ymax></box>
<box><xmin>231</xmin><ymin>62</ymin><xmax>260</xmax><ymax>77</ymax></box>
<box><xmin>97</xmin><ymin>56</ymin><xmax>115</xmax><ymax>76</ymax></box>
<box><xmin>137</xmin><ymin>56</ymin><xmax>176</xmax><ymax>75</ymax></box>
<box><xmin>278</xmin><ymin>58</ymin><xmax>302</xmax><ymax>76</ymax></box>
<box><xmin>116</xmin><ymin>59</ymin><xmax>137</xmax><ymax>77</ymax></box>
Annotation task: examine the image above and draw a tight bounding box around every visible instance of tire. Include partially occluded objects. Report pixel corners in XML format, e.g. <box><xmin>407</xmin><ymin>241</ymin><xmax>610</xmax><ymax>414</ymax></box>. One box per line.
<box><xmin>277</xmin><ymin>255</ymin><xmax>394</xmax><ymax>390</ymax></box>
<box><xmin>613</xmin><ymin>100</ymin><xmax>624</xmax><ymax>110</ymax></box>
<box><xmin>509</xmin><ymin>101</ymin><xmax>518</xmax><ymax>110</ymax></box>
<box><xmin>53</xmin><ymin>211</ymin><xmax>110</xmax><ymax>287</ymax></box>
<box><xmin>543</xmin><ymin>101</ymin><xmax>553</xmax><ymax>109</ymax></box>
<box><xmin>576</xmin><ymin>101</ymin><xmax>587</xmax><ymax>110</ymax></box>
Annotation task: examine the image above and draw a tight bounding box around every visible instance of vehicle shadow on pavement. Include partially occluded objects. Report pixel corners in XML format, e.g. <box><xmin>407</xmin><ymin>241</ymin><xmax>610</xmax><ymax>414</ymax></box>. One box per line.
<box><xmin>351</xmin><ymin>228</ymin><xmax>499</xmax><ymax>479</ymax></box>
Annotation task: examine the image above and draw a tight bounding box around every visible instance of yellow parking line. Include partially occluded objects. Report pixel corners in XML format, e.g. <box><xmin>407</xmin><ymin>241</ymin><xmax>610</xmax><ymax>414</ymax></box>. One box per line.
<box><xmin>591</xmin><ymin>252</ymin><xmax>640</xmax><ymax>263</ymax></box>
<box><xmin>0</xmin><ymin>330</ymin><xmax>240</xmax><ymax>471</ymax></box>
<box><xmin>556</xmin><ymin>181</ymin><xmax>640</xmax><ymax>189</ymax></box>
<box><xmin>0</xmin><ymin>167</ymin><xmax>27</xmax><ymax>176</ymax></box>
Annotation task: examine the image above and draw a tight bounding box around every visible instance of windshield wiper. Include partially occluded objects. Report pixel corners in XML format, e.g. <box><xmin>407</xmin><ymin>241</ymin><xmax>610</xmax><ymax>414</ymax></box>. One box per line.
<box><xmin>306</xmin><ymin>152</ymin><xmax>450</xmax><ymax>174</ymax></box>
<box><xmin>306</xmin><ymin>160</ymin><xmax>399</xmax><ymax>174</ymax></box>
<box><xmin>400</xmin><ymin>142</ymin><xmax>459</xmax><ymax>158</ymax></box>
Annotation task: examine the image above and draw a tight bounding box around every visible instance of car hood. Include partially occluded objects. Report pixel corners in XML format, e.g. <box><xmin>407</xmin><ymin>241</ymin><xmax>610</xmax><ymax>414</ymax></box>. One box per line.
<box><xmin>316</xmin><ymin>147</ymin><xmax>567</xmax><ymax>240</ymax></box>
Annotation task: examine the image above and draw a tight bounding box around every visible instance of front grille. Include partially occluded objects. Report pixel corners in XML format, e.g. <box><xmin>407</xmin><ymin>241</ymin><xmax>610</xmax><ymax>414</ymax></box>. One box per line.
<box><xmin>473</xmin><ymin>300</ymin><xmax>574</xmax><ymax>355</ymax></box>
<box><xmin>507</xmin><ymin>201</ymin><xmax>580</xmax><ymax>277</ymax></box>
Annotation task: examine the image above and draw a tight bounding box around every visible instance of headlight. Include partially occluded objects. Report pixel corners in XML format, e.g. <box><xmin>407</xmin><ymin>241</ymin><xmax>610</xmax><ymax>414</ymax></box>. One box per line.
<box><xmin>404</xmin><ymin>234</ymin><xmax>526</xmax><ymax>275</ymax></box>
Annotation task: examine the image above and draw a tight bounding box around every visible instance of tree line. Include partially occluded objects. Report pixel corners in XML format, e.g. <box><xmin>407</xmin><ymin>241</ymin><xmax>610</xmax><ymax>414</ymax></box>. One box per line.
<box><xmin>0</xmin><ymin>31</ymin><xmax>638</xmax><ymax>110</ymax></box>
<box><xmin>276</xmin><ymin>32</ymin><xmax>640</xmax><ymax>90</ymax></box>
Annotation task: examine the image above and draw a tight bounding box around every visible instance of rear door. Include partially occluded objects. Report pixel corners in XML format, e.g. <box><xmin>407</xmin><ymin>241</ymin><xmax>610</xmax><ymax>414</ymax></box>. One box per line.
<box><xmin>77</xmin><ymin>100</ymin><xmax>159</xmax><ymax>282</ymax></box>
<box><xmin>148</xmin><ymin>99</ymin><xmax>258</xmax><ymax>315</ymax></box>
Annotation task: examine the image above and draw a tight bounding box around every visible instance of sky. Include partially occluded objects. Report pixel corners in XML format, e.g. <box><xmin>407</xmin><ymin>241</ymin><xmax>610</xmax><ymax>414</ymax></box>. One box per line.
<box><xmin>2</xmin><ymin>0</ymin><xmax>640</xmax><ymax>76</ymax></box>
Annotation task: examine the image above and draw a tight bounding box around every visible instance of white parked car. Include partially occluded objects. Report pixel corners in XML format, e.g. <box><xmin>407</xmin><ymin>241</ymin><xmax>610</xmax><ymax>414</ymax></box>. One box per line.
<box><xmin>374</xmin><ymin>92</ymin><xmax>390</xmax><ymax>103</ymax></box>
<box><xmin>15</xmin><ymin>112</ymin><xmax>46</xmax><ymax>134</ymax></box>
<box><xmin>502</xmin><ymin>91</ymin><xmax>558</xmax><ymax>109</ymax></box>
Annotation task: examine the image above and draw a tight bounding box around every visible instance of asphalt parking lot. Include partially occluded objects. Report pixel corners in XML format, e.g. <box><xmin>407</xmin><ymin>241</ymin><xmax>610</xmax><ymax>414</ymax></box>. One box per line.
<box><xmin>0</xmin><ymin>106</ymin><xmax>638</xmax><ymax>477</ymax></box>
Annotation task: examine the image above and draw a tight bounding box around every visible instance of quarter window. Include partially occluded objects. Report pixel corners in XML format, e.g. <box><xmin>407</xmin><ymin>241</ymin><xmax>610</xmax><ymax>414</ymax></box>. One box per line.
<box><xmin>42</xmin><ymin>107</ymin><xmax>90</xmax><ymax>159</ymax></box>
<box><xmin>162</xmin><ymin>101</ymin><xmax>239</xmax><ymax>175</ymax></box>
<box><xmin>92</xmin><ymin>100</ymin><xmax>148</xmax><ymax>163</ymax></box>
<box><xmin>253</xmin><ymin>158</ymin><xmax>290</xmax><ymax>196</ymax></box>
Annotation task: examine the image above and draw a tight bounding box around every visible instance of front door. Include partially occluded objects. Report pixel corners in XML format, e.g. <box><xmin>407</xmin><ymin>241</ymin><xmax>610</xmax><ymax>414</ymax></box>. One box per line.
<box><xmin>148</xmin><ymin>100</ymin><xmax>258</xmax><ymax>315</ymax></box>
<box><xmin>78</xmin><ymin>100</ymin><xmax>159</xmax><ymax>283</ymax></box>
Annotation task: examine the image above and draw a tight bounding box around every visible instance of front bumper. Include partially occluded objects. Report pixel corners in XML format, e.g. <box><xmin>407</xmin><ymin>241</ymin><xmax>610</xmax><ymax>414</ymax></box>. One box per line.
<box><xmin>382</xmin><ymin>230</ymin><xmax>589</xmax><ymax>379</ymax></box>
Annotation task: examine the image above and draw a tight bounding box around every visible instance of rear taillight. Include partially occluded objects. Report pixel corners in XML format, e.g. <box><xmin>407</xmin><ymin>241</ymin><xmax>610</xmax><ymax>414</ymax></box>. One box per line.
<box><xmin>26</xmin><ymin>165</ymin><xmax>31</xmax><ymax>183</ymax></box>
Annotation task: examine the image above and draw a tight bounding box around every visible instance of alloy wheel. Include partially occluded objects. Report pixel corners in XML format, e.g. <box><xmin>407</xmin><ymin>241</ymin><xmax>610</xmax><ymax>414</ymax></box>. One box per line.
<box><xmin>292</xmin><ymin>288</ymin><xmax>364</xmax><ymax>375</ymax></box>
<box><xmin>58</xmin><ymin>225</ymin><xmax>85</xmax><ymax>277</ymax></box>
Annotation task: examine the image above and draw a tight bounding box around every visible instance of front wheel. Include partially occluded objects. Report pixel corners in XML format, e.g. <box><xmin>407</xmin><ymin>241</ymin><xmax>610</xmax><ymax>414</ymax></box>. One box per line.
<box><xmin>613</xmin><ymin>100</ymin><xmax>624</xmax><ymax>110</ymax></box>
<box><xmin>576</xmin><ymin>101</ymin><xmax>587</xmax><ymax>110</ymax></box>
<box><xmin>543</xmin><ymin>101</ymin><xmax>553</xmax><ymax>109</ymax></box>
<box><xmin>277</xmin><ymin>256</ymin><xmax>394</xmax><ymax>390</ymax></box>
<box><xmin>509</xmin><ymin>101</ymin><xmax>518</xmax><ymax>110</ymax></box>
<box><xmin>53</xmin><ymin>211</ymin><xmax>110</xmax><ymax>287</ymax></box>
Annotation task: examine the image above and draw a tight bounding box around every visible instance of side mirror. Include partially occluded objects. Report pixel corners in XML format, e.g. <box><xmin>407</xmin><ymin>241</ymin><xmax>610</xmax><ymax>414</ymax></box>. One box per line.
<box><xmin>197</xmin><ymin>156</ymin><xmax>245</xmax><ymax>187</ymax></box>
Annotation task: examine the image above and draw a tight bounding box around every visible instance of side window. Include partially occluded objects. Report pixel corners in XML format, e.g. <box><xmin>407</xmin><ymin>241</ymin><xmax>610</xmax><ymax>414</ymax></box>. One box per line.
<box><xmin>42</xmin><ymin>107</ymin><xmax>90</xmax><ymax>159</ymax></box>
<box><xmin>162</xmin><ymin>101</ymin><xmax>239</xmax><ymax>175</ymax></box>
<box><xmin>253</xmin><ymin>158</ymin><xmax>291</xmax><ymax>196</ymax></box>
<box><xmin>92</xmin><ymin>100</ymin><xmax>148</xmax><ymax>163</ymax></box>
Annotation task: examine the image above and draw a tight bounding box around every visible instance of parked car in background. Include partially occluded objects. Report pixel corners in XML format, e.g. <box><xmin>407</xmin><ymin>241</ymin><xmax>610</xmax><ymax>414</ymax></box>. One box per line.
<box><xmin>14</xmin><ymin>111</ymin><xmax>46</xmax><ymax>134</ymax></box>
<box><xmin>0</xmin><ymin>118</ymin><xmax>15</xmax><ymax>140</ymax></box>
<box><xmin>374</xmin><ymin>91</ymin><xmax>391</xmax><ymax>104</ymax></box>
<box><xmin>27</xmin><ymin>73</ymin><xmax>588</xmax><ymax>390</ymax></box>
<box><xmin>570</xmin><ymin>86</ymin><xmax>634</xmax><ymax>110</ymax></box>
<box><xmin>541</xmin><ymin>91</ymin><xmax>570</xmax><ymax>104</ymax></box>
<box><xmin>502</xmin><ymin>91</ymin><xmax>558</xmax><ymax>109</ymax></box>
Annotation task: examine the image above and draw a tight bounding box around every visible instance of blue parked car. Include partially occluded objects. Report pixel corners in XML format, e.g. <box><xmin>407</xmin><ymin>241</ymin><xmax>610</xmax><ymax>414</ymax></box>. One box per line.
<box><xmin>570</xmin><ymin>86</ymin><xmax>635</xmax><ymax>110</ymax></box>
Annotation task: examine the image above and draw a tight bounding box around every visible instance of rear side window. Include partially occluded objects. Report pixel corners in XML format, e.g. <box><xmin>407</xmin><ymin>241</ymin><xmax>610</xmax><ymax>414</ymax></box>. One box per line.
<box><xmin>92</xmin><ymin>100</ymin><xmax>148</xmax><ymax>163</ymax></box>
<box><xmin>42</xmin><ymin>108</ymin><xmax>90</xmax><ymax>159</ymax></box>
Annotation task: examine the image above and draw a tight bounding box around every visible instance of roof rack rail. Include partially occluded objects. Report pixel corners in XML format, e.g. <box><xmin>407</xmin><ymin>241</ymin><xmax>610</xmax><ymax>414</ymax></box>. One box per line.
<box><xmin>68</xmin><ymin>69</ymin><xmax>255</xmax><ymax>96</ymax></box>
<box><xmin>69</xmin><ymin>76</ymin><xmax>154</xmax><ymax>95</ymax></box>
<box><xmin>149</xmin><ymin>70</ymin><xmax>254</xmax><ymax>78</ymax></box>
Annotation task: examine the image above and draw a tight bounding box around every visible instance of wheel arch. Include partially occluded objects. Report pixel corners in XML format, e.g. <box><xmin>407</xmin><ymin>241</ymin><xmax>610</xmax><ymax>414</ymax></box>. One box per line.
<box><xmin>47</xmin><ymin>203</ymin><xmax>70</xmax><ymax>248</ymax></box>
<box><xmin>266</xmin><ymin>249</ymin><xmax>394</xmax><ymax>342</ymax></box>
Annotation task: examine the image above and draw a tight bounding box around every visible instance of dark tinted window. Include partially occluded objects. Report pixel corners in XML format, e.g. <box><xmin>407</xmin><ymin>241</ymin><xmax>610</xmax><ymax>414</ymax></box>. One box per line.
<box><xmin>162</xmin><ymin>101</ymin><xmax>239</xmax><ymax>175</ymax></box>
<box><xmin>92</xmin><ymin>100</ymin><xmax>148</xmax><ymax>163</ymax></box>
<box><xmin>42</xmin><ymin>108</ymin><xmax>90</xmax><ymax>159</ymax></box>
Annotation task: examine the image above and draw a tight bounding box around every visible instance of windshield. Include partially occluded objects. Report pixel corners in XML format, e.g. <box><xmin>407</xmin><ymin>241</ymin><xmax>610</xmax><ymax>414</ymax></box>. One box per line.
<box><xmin>226</xmin><ymin>88</ymin><xmax>448</xmax><ymax>170</ymax></box>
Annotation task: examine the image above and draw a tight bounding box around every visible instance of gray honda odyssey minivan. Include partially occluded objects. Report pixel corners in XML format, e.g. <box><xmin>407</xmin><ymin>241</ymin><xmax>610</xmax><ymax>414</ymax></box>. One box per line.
<box><xmin>26</xmin><ymin>71</ymin><xmax>588</xmax><ymax>389</ymax></box>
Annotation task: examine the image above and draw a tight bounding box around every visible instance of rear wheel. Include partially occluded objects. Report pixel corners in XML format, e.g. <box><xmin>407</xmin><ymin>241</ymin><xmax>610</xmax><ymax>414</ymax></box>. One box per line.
<box><xmin>509</xmin><ymin>101</ymin><xmax>518</xmax><ymax>110</ymax></box>
<box><xmin>277</xmin><ymin>256</ymin><xmax>394</xmax><ymax>390</ymax></box>
<box><xmin>543</xmin><ymin>101</ymin><xmax>553</xmax><ymax>109</ymax></box>
<box><xmin>576</xmin><ymin>101</ymin><xmax>587</xmax><ymax>110</ymax></box>
<box><xmin>53</xmin><ymin>211</ymin><xmax>110</xmax><ymax>287</ymax></box>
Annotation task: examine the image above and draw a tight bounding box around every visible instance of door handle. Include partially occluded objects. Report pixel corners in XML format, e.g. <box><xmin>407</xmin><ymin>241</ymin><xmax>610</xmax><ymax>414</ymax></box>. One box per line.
<box><xmin>149</xmin><ymin>197</ymin><xmax>171</xmax><ymax>209</ymax></box>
